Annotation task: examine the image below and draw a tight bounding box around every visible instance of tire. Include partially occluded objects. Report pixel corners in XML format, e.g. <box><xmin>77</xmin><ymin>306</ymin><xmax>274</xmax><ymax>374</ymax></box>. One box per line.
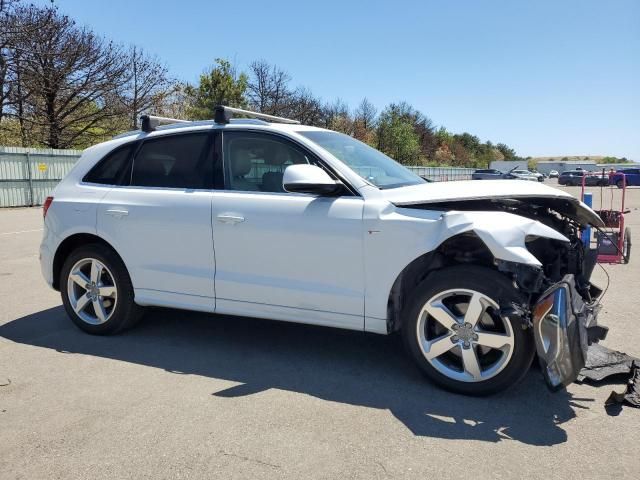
<box><xmin>623</xmin><ymin>228</ymin><xmax>631</xmax><ymax>264</ymax></box>
<box><xmin>401</xmin><ymin>265</ymin><xmax>535</xmax><ymax>396</ymax></box>
<box><xmin>617</xmin><ymin>179</ymin><xmax>624</xmax><ymax>189</ymax></box>
<box><xmin>60</xmin><ymin>243</ymin><xmax>143</xmax><ymax>335</ymax></box>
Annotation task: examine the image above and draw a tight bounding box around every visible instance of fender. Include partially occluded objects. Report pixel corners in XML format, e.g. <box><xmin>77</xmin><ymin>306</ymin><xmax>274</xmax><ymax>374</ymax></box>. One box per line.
<box><xmin>363</xmin><ymin>205</ymin><xmax>570</xmax><ymax>333</ymax></box>
<box><xmin>438</xmin><ymin>210</ymin><xmax>569</xmax><ymax>266</ymax></box>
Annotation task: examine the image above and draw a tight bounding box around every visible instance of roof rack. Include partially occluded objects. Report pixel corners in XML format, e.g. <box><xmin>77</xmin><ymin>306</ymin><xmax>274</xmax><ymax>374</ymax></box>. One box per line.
<box><xmin>214</xmin><ymin>105</ymin><xmax>300</xmax><ymax>125</ymax></box>
<box><xmin>138</xmin><ymin>105</ymin><xmax>300</xmax><ymax>133</ymax></box>
<box><xmin>140</xmin><ymin>115</ymin><xmax>190</xmax><ymax>133</ymax></box>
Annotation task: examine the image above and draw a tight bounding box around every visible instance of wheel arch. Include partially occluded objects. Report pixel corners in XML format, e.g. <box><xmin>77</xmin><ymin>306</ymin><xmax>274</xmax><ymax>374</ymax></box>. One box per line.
<box><xmin>386</xmin><ymin>232</ymin><xmax>496</xmax><ymax>333</ymax></box>
<box><xmin>52</xmin><ymin>233</ymin><xmax>124</xmax><ymax>291</ymax></box>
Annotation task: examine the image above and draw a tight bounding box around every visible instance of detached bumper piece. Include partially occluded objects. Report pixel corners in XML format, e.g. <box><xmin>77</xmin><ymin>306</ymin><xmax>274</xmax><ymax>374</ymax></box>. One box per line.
<box><xmin>606</xmin><ymin>362</ymin><xmax>640</xmax><ymax>410</ymax></box>
<box><xmin>532</xmin><ymin>275</ymin><xmax>607</xmax><ymax>390</ymax></box>
<box><xmin>578</xmin><ymin>343</ymin><xmax>640</xmax><ymax>411</ymax></box>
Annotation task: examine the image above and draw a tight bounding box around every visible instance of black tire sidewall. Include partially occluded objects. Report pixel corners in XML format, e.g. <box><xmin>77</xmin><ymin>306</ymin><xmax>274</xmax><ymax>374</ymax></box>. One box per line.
<box><xmin>623</xmin><ymin>229</ymin><xmax>631</xmax><ymax>264</ymax></box>
<box><xmin>60</xmin><ymin>244</ymin><xmax>140</xmax><ymax>335</ymax></box>
<box><xmin>402</xmin><ymin>265</ymin><xmax>535</xmax><ymax>396</ymax></box>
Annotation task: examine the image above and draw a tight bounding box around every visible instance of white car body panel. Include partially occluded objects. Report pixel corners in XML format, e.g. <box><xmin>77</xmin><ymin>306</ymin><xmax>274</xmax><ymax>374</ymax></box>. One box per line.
<box><xmin>211</xmin><ymin>191</ymin><xmax>365</xmax><ymax>330</ymax></box>
<box><xmin>40</xmin><ymin>121</ymin><xmax>602</xmax><ymax>335</ymax></box>
<box><xmin>377</xmin><ymin>178</ymin><xmax>573</xmax><ymax>204</ymax></box>
<box><xmin>97</xmin><ymin>186</ymin><xmax>216</xmax><ymax>312</ymax></box>
<box><xmin>360</xmin><ymin>201</ymin><xmax>569</xmax><ymax>333</ymax></box>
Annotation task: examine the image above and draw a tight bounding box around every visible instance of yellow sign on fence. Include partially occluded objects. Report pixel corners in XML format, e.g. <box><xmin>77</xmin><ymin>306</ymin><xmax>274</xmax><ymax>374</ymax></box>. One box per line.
<box><xmin>37</xmin><ymin>163</ymin><xmax>47</xmax><ymax>172</ymax></box>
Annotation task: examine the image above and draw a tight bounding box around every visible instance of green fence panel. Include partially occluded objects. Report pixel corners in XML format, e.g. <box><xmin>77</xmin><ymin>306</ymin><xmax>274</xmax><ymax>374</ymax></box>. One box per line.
<box><xmin>0</xmin><ymin>146</ymin><xmax>82</xmax><ymax>207</ymax></box>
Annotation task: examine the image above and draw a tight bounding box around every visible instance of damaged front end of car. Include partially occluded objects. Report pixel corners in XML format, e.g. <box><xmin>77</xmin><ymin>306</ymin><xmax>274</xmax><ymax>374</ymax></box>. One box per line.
<box><xmin>498</xmin><ymin>252</ymin><xmax>607</xmax><ymax>390</ymax></box>
<box><xmin>402</xmin><ymin>193</ymin><xmax>609</xmax><ymax>390</ymax></box>
<box><xmin>531</xmin><ymin>276</ymin><xmax>605</xmax><ymax>389</ymax></box>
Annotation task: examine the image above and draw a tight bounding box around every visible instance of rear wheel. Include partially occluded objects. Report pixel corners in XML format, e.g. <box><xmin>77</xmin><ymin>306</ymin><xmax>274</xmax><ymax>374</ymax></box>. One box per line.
<box><xmin>60</xmin><ymin>244</ymin><xmax>142</xmax><ymax>335</ymax></box>
<box><xmin>402</xmin><ymin>265</ymin><xmax>535</xmax><ymax>395</ymax></box>
<box><xmin>617</xmin><ymin>179</ymin><xmax>624</xmax><ymax>189</ymax></box>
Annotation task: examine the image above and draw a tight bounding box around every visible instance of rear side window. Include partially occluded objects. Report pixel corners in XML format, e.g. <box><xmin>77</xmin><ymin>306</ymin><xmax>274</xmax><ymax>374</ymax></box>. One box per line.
<box><xmin>84</xmin><ymin>144</ymin><xmax>134</xmax><ymax>185</ymax></box>
<box><xmin>131</xmin><ymin>133</ymin><xmax>212</xmax><ymax>189</ymax></box>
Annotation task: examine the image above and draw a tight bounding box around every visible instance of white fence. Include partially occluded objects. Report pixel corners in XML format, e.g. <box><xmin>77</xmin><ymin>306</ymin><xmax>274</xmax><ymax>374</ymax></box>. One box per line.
<box><xmin>0</xmin><ymin>146</ymin><xmax>475</xmax><ymax>207</ymax></box>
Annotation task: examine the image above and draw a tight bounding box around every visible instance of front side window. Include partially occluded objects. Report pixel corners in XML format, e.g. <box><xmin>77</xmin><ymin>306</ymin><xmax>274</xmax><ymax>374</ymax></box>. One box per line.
<box><xmin>131</xmin><ymin>133</ymin><xmax>211</xmax><ymax>189</ymax></box>
<box><xmin>223</xmin><ymin>132</ymin><xmax>313</xmax><ymax>193</ymax></box>
<box><xmin>298</xmin><ymin>130</ymin><xmax>425</xmax><ymax>189</ymax></box>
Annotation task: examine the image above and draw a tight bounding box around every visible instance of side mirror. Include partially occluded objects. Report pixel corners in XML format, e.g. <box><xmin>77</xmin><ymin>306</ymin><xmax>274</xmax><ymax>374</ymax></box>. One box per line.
<box><xmin>283</xmin><ymin>164</ymin><xmax>342</xmax><ymax>195</ymax></box>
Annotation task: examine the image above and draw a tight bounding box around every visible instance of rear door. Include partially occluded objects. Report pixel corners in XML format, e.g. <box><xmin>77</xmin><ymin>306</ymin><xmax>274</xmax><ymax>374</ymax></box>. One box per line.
<box><xmin>96</xmin><ymin>131</ymin><xmax>217</xmax><ymax>312</ymax></box>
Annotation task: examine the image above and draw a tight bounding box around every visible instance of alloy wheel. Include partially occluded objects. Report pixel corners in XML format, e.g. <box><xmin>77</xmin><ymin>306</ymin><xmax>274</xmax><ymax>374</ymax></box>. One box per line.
<box><xmin>67</xmin><ymin>258</ymin><xmax>118</xmax><ymax>325</ymax></box>
<box><xmin>416</xmin><ymin>289</ymin><xmax>515</xmax><ymax>382</ymax></box>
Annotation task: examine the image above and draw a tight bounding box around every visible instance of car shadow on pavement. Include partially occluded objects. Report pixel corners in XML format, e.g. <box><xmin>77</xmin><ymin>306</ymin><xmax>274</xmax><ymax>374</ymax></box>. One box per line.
<box><xmin>0</xmin><ymin>305</ymin><xmax>595</xmax><ymax>446</ymax></box>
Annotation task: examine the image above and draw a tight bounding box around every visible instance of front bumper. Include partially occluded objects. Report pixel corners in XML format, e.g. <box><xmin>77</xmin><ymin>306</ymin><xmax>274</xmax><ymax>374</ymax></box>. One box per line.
<box><xmin>532</xmin><ymin>274</ymin><xmax>608</xmax><ymax>390</ymax></box>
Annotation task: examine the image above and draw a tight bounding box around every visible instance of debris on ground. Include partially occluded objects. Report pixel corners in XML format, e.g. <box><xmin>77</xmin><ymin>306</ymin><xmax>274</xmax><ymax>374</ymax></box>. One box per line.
<box><xmin>578</xmin><ymin>344</ymin><xmax>640</xmax><ymax>411</ymax></box>
<box><xmin>0</xmin><ymin>378</ymin><xmax>11</xmax><ymax>387</ymax></box>
<box><xmin>577</xmin><ymin>343</ymin><xmax>638</xmax><ymax>382</ymax></box>
<box><xmin>605</xmin><ymin>362</ymin><xmax>640</xmax><ymax>409</ymax></box>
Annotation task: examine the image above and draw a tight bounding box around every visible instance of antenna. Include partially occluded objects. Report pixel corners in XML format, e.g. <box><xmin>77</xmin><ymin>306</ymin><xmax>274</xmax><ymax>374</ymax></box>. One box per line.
<box><xmin>214</xmin><ymin>105</ymin><xmax>300</xmax><ymax>125</ymax></box>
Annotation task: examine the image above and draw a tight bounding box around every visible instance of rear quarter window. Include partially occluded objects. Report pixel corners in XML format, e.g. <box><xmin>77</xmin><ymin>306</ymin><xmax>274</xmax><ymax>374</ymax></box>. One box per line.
<box><xmin>83</xmin><ymin>143</ymin><xmax>134</xmax><ymax>185</ymax></box>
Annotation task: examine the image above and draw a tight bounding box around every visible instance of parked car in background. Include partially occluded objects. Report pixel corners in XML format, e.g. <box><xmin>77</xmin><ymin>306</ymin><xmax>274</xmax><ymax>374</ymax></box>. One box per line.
<box><xmin>548</xmin><ymin>170</ymin><xmax>559</xmax><ymax>178</ymax></box>
<box><xmin>558</xmin><ymin>170</ymin><xmax>608</xmax><ymax>186</ymax></box>
<box><xmin>40</xmin><ymin>105</ymin><xmax>608</xmax><ymax>396</ymax></box>
<box><xmin>471</xmin><ymin>169</ymin><xmax>508</xmax><ymax>180</ymax></box>
<box><xmin>530</xmin><ymin>169</ymin><xmax>546</xmax><ymax>182</ymax></box>
<box><xmin>609</xmin><ymin>168</ymin><xmax>640</xmax><ymax>188</ymax></box>
<box><xmin>510</xmin><ymin>169</ymin><xmax>540</xmax><ymax>182</ymax></box>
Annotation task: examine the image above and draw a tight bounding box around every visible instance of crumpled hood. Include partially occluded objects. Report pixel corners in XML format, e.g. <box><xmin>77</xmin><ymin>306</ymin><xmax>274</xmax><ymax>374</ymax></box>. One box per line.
<box><xmin>383</xmin><ymin>180</ymin><xmax>603</xmax><ymax>227</ymax></box>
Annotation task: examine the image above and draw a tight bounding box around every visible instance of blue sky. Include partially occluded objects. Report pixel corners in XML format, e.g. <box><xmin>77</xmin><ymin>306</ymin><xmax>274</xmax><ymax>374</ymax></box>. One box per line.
<box><xmin>39</xmin><ymin>0</ymin><xmax>640</xmax><ymax>159</ymax></box>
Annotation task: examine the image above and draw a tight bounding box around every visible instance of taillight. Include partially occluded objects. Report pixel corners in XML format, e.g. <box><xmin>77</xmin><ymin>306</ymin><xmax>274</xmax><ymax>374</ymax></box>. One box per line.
<box><xmin>43</xmin><ymin>196</ymin><xmax>54</xmax><ymax>218</ymax></box>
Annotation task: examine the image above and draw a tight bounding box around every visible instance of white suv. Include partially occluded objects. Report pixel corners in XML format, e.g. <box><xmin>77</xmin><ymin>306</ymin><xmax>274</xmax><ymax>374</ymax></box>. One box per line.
<box><xmin>40</xmin><ymin>106</ymin><xmax>608</xmax><ymax>395</ymax></box>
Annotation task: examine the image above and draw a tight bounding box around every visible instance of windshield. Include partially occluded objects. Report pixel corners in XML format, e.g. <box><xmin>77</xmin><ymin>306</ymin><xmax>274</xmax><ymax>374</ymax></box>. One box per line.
<box><xmin>298</xmin><ymin>130</ymin><xmax>425</xmax><ymax>189</ymax></box>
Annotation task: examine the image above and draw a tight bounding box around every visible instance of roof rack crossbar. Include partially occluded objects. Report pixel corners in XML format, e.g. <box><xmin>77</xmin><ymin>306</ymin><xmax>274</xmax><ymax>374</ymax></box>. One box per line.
<box><xmin>214</xmin><ymin>105</ymin><xmax>300</xmax><ymax>125</ymax></box>
<box><xmin>140</xmin><ymin>114</ymin><xmax>190</xmax><ymax>133</ymax></box>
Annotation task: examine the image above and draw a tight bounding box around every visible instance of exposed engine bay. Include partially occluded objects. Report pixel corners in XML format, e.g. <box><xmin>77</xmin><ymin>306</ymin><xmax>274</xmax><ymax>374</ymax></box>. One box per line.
<box><xmin>405</xmin><ymin>196</ymin><xmax>599</xmax><ymax>297</ymax></box>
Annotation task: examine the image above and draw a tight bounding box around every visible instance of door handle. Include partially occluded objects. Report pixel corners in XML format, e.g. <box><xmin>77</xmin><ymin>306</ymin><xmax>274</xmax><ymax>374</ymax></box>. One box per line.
<box><xmin>217</xmin><ymin>214</ymin><xmax>245</xmax><ymax>224</ymax></box>
<box><xmin>105</xmin><ymin>208</ymin><xmax>129</xmax><ymax>218</ymax></box>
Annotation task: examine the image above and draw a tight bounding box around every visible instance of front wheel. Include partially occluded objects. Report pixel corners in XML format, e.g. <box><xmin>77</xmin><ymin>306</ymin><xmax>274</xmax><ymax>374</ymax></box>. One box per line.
<box><xmin>402</xmin><ymin>265</ymin><xmax>535</xmax><ymax>395</ymax></box>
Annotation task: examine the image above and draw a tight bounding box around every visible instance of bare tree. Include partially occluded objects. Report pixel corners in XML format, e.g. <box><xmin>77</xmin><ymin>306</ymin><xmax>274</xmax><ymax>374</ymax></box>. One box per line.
<box><xmin>149</xmin><ymin>81</ymin><xmax>190</xmax><ymax>120</ymax></box>
<box><xmin>118</xmin><ymin>46</ymin><xmax>172</xmax><ymax>129</ymax></box>
<box><xmin>353</xmin><ymin>97</ymin><xmax>377</xmax><ymax>142</ymax></box>
<box><xmin>1</xmin><ymin>1</ymin><xmax>53</xmax><ymax>144</ymax></box>
<box><xmin>0</xmin><ymin>0</ymin><xmax>23</xmax><ymax>125</ymax></box>
<box><xmin>323</xmin><ymin>98</ymin><xmax>353</xmax><ymax>134</ymax></box>
<box><xmin>286</xmin><ymin>87</ymin><xmax>325</xmax><ymax>126</ymax></box>
<box><xmin>247</xmin><ymin>60</ymin><xmax>292</xmax><ymax>115</ymax></box>
<box><xmin>8</xmin><ymin>5</ymin><xmax>129</xmax><ymax>148</ymax></box>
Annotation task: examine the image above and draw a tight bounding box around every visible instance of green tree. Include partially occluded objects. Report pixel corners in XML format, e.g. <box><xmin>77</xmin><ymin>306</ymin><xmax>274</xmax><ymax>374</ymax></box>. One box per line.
<box><xmin>600</xmin><ymin>156</ymin><xmax>630</xmax><ymax>164</ymax></box>
<box><xmin>496</xmin><ymin>143</ymin><xmax>517</xmax><ymax>160</ymax></box>
<box><xmin>377</xmin><ymin>105</ymin><xmax>420</xmax><ymax>164</ymax></box>
<box><xmin>185</xmin><ymin>58</ymin><xmax>247</xmax><ymax>119</ymax></box>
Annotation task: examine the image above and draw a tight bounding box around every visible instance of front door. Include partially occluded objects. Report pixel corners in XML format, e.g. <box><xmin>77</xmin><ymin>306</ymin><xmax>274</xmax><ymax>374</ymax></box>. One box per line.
<box><xmin>211</xmin><ymin>130</ymin><xmax>365</xmax><ymax>330</ymax></box>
